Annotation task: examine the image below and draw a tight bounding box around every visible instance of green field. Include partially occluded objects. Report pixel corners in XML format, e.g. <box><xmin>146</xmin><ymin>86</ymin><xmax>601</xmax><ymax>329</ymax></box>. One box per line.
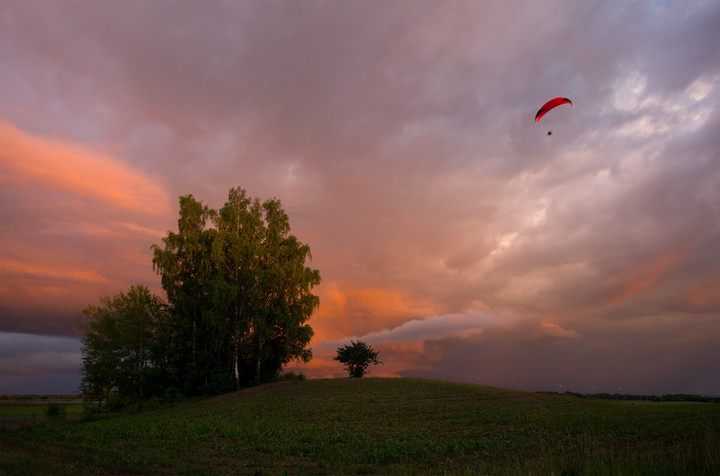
<box><xmin>1</xmin><ymin>378</ymin><xmax>718</xmax><ymax>475</ymax></box>
<box><xmin>0</xmin><ymin>402</ymin><xmax>84</xmax><ymax>419</ymax></box>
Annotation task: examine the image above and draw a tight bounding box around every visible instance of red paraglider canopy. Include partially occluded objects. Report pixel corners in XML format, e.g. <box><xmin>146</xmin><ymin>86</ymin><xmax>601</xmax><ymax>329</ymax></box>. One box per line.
<box><xmin>535</xmin><ymin>97</ymin><xmax>573</xmax><ymax>122</ymax></box>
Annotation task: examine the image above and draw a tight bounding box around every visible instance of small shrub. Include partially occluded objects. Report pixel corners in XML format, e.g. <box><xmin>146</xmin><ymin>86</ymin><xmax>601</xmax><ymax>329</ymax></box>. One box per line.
<box><xmin>106</xmin><ymin>395</ymin><xmax>125</xmax><ymax>412</ymax></box>
<box><xmin>334</xmin><ymin>340</ymin><xmax>382</xmax><ymax>378</ymax></box>
<box><xmin>159</xmin><ymin>387</ymin><xmax>184</xmax><ymax>406</ymax></box>
<box><xmin>277</xmin><ymin>371</ymin><xmax>306</xmax><ymax>382</ymax></box>
<box><xmin>45</xmin><ymin>403</ymin><xmax>66</xmax><ymax>419</ymax></box>
<box><xmin>82</xmin><ymin>404</ymin><xmax>101</xmax><ymax>421</ymax></box>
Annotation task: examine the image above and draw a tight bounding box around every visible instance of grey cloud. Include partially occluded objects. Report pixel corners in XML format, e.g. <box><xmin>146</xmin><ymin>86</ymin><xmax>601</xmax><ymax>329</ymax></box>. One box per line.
<box><xmin>0</xmin><ymin>331</ymin><xmax>82</xmax><ymax>394</ymax></box>
<box><xmin>403</xmin><ymin>316</ymin><xmax>720</xmax><ymax>395</ymax></box>
<box><xmin>318</xmin><ymin>307</ymin><xmax>532</xmax><ymax>352</ymax></box>
<box><xmin>0</xmin><ymin>333</ymin><xmax>81</xmax><ymax>376</ymax></box>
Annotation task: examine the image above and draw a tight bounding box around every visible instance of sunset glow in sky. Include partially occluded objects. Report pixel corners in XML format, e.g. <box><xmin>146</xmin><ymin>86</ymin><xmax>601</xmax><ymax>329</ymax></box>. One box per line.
<box><xmin>1</xmin><ymin>1</ymin><xmax>719</xmax><ymax>395</ymax></box>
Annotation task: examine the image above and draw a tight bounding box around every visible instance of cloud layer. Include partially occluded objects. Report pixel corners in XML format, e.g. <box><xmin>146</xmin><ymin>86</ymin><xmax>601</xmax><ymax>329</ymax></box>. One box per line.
<box><xmin>1</xmin><ymin>0</ymin><xmax>718</xmax><ymax>394</ymax></box>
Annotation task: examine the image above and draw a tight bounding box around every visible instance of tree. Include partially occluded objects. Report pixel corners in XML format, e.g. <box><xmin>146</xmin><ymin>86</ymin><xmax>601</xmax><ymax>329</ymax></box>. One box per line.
<box><xmin>152</xmin><ymin>187</ymin><xmax>320</xmax><ymax>392</ymax></box>
<box><xmin>150</xmin><ymin>194</ymin><xmax>217</xmax><ymax>394</ymax></box>
<box><xmin>334</xmin><ymin>341</ymin><xmax>382</xmax><ymax>378</ymax></box>
<box><xmin>78</xmin><ymin>285</ymin><xmax>169</xmax><ymax>405</ymax></box>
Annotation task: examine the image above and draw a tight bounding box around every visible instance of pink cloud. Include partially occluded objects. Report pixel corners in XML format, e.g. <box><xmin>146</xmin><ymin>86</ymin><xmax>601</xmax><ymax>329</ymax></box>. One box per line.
<box><xmin>0</xmin><ymin>119</ymin><xmax>174</xmax><ymax>335</ymax></box>
<box><xmin>0</xmin><ymin>257</ymin><xmax>107</xmax><ymax>284</ymax></box>
<box><xmin>0</xmin><ymin>119</ymin><xmax>171</xmax><ymax>216</ymax></box>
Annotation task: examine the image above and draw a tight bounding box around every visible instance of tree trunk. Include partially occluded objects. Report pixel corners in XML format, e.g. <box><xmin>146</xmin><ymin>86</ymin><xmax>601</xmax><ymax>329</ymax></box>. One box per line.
<box><xmin>255</xmin><ymin>340</ymin><xmax>262</xmax><ymax>383</ymax></box>
<box><xmin>232</xmin><ymin>336</ymin><xmax>240</xmax><ymax>391</ymax></box>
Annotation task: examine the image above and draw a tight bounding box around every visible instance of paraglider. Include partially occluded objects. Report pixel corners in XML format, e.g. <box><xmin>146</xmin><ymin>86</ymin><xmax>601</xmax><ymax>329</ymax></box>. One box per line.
<box><xmin>535</xmin><ymin>97</ymin><xmax>573</xmax><ymax>122</ymax></box>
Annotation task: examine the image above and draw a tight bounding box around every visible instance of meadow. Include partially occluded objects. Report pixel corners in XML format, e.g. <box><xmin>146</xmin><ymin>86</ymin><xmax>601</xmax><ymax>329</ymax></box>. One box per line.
<box><xmin>1</xmin><ymin>378</ymin><xmax>718</xmax><ymax>475</ymax></box>
<box><xmin>0</xmin><ymin>402</ymin><xmax>84</xmax><ymax>420</ymax></box>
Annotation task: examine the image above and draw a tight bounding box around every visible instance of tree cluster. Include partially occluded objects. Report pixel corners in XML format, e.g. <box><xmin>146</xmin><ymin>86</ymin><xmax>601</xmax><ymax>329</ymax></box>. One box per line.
<box><xmin>78</xmin><ymin>187</ymin><xmax>320</xmax><ymax>404</ymax></box>
<box><xmin>78</xmin><ymin>285</ymin><xmax>172</xmax><ymax>405</ymax></box>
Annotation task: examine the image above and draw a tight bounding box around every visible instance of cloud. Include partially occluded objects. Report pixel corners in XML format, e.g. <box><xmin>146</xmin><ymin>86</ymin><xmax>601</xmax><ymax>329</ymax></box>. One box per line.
<box><xmin>324</xmin><ymin>307</ymin><xmax>533</xmax><ymax>348</ymax></box>
<box><xmin>1</xmin><ymin>0</ymin><xmax>719</xmax><ymax>394</ymax></box>
<box><xmin>0</xmin><ymin>119</ymin><xmax>171</xmax><ymax>215</ymax></box>
<box><xmin>0</xmin><ymin>257</ymin><xmax>107</xmax><ymax>284</ymax></box>
<box><xmin>0</xmin><ymin>333</ymin><xmax>82</xmax><ymax>394</ymax></box>
<box><xmin>310</xmin><ymin>282</ymin><xmax>439</xmax><ymax>341</ymax></box>
<box><xmin>294</xmin><ymin>306</ymin><xmax>536</xmax><ymax>379</ymax></box>
<box><xmin>404</xmin><ymin>314</ymin><xmax>720</xmax><ymax>395</ymax></box>
<box><xmin>0</xmin><ymin>119</ymin><xmax>174</xmax><ymax>335</ymax></box>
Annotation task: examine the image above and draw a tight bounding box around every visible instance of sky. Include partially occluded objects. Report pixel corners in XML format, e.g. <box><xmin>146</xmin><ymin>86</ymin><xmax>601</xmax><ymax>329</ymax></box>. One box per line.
<box><xmin>1</xmin><ymin>0</ymin><xmax>719</xmax><ymax>396</ymax></box>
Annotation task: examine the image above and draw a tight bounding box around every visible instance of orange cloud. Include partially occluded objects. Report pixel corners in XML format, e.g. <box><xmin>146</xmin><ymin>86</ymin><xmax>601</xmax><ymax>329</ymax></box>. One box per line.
<box><xmin>309</xmin><ymin>281</ymin><xmax>437</xmax><ymax>343</ymax></box>
<box><xmin>602</xmin><ymin>253</ymin><xmax>679</xmax><ymax>305</ymax></box>
<box><xmin>0</xmin><ymin>258</ymin><xmax>107</xmax><ymax>283</ymax></box>
<box><xmin>683</xmin><ymin>280</ymin><xmax>720</xmax><ymax>311</ymax></box>
<box><xmin>0</xmin><ymin>119</ymin><xmax>171</xmax><ymax>215</ymax></box>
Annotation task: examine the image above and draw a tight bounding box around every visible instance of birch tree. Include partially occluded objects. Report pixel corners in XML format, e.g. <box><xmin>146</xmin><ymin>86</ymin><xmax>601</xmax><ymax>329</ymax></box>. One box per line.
<box><xmin>152</xmin><ymin>187</ymin><xmax>319</xmax><ymax>392</ymax></box>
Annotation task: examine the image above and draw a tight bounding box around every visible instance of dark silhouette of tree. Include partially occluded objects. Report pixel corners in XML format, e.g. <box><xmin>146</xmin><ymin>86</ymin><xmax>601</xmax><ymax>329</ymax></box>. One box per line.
<box><xmin>334</xmin><ymin>341</ymin><xmax>382</xmax><ymax>378</ymax></box>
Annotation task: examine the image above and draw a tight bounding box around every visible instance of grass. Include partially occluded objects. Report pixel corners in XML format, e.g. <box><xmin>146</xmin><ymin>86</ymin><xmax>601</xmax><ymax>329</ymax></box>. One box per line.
<box><xmin>0</xmin><ymin>402</ymin><xmax>84</xmax><ymax>419</ymax></box>
<box><xmin>1</xmin><ymin>378</ymin><xmax>719</xmax><ymax>475</ymax></box>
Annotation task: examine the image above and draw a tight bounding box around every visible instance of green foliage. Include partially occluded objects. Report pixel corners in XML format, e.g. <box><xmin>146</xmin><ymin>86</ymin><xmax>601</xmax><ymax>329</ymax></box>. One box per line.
<box><xmin>276</xmin><ymin>371</ymin><xmax>307</xmax><ymax>382</ymax></box>
<box><xmin>77</xmin><ymin>285</ymin><xmax>170</xmax><ymax>406</ymax></box>
<box><xmin>76</xmin><ymin>187</ymin><xmax>319</xmax><ymax>403</ymax></box>
<box><xmin>334</xmin><ymin>340</ymin><xmax>382</xmax><ymax>378</ymax></box>
<box><xmin>2</xmin><ymin>379</ymin><xmax>719</xmax><ymax>475</ymax></box>
<box><xmin>44</xmin><ymin>403</ymin><xmax>66</xmax><ymax>419</ymax></box>
<box><xmin>151</xmin><ymin>187</ymin><xmax>320</xmax><ymax>393</ymax></box>
<box><xmin>0</xmin><ymin>403</ymin><xmax>83</xmax><ymax>419</ymax></box>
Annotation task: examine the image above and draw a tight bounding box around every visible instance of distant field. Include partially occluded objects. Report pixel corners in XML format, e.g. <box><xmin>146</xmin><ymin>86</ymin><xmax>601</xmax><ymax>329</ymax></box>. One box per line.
<box><xmin>0</xmin><ymin>402</ymin><xmax>84</xmax><ymax>419</ymax></box>
<box><xmin>1</xmin><ymin>378</ymin><xmax>719</xmax><ymax>475</ymax></box>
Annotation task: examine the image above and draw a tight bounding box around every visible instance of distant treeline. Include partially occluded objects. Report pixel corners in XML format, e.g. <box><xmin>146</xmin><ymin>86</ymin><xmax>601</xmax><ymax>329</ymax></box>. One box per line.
<box><xmin>0</xmin><ymin>394</ymin><xmax>80</xmax><ymax>401</ymax></box>
<box><xmin>543</xmin><ymin>391</ymin><xmax>720</xmax><ymax>403</ymax></box>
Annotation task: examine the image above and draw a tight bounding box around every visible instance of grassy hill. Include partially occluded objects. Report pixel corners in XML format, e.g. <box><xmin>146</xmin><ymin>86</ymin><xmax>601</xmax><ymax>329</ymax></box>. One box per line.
<box><xmin>2</xmin><ymin>378</ymin><xmax>719</xmax><ymax>475</ymax></box>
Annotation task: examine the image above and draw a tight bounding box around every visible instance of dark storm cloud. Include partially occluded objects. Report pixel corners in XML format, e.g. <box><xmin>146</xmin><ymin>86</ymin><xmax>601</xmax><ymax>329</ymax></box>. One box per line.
<box><xmin>404</xmin><ymin>315</ymin><xmax>720</xmax><ymax>396</ymax></box>
<box><xmin>0</xmin><ymin>333</ymin><xmax>82</xmax><ymax>394</ymax></box>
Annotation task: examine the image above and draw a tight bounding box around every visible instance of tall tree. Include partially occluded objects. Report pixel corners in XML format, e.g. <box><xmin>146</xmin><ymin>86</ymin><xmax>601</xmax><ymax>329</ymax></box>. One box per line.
<box><xmin>152</xmin><ymin>187</ymin><xmax>320</xmax><ymax>391</ymax></box>
<box><xmin>151</xmin><ymin>195</ymin><xmax>219</xmax><ymax>393</ymax></box>
<box><xmin>78</xmin><ymin>285</ymin><xmax>169</xmax><ymax>404</ymax></box>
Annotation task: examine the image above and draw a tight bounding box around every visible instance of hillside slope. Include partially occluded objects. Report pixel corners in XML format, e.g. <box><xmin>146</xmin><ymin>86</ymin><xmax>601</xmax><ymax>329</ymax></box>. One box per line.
<box><xmin>2</xmin><ymin>378</ymin><xmax>719</xmax><ymax>475</ymax></box>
